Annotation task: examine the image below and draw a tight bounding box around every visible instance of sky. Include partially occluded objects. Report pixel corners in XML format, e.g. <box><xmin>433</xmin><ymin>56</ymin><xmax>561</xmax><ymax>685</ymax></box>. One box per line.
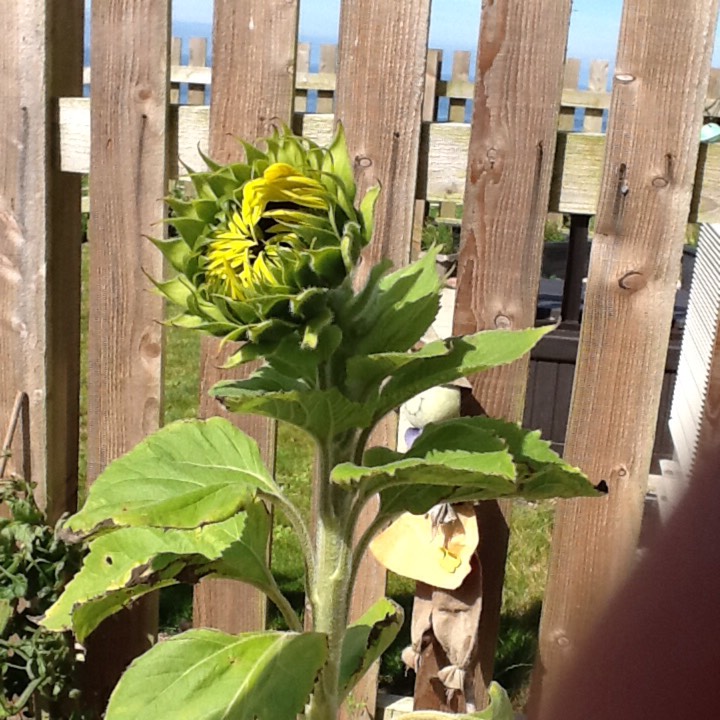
<box><xmin>171</xmin><ymin>0</ymin><xmax>720</xmax><ymax>67</ymax></box>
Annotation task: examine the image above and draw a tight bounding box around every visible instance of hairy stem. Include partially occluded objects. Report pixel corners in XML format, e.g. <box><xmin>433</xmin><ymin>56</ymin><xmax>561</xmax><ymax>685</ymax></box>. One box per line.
<box><xmin>305</xmin><ymin>439</ymin><xmax>356</xmax><ymax>720</ymax></box>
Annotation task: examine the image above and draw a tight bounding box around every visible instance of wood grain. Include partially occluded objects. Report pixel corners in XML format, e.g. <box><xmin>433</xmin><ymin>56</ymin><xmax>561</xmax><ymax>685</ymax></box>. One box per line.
<box><xmin>334</xmin><ymin>1</ymin><xmax>431</xmax><ymax>716</ymax></box>
<box><xmin>0</xmin><ymin>1</ymin><xmax>83</xmax><ymax>520</ymax></box>
<box><xmin>84</xmin><ymin>0</ymin><xmax>170</xmax><ymax>711</ymax></box>
<box><xmin>529</xmin><ymin>1</ymin><xmax>720</xmax><ymax>716</ymax></box>
<box><xmin>192</xmin><ymin>0</ymin><xmax>297</xmax><ymax>634</ymax></box>
<box><xmin>450</xmin><ymin>0</ymin><xmax>573</xmax><ymax>707</ymax></box>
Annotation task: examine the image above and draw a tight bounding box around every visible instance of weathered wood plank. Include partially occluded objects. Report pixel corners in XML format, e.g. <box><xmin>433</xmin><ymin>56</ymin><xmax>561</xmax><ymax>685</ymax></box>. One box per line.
<box><xmin>170</xmin><ymin>37</ymin><xmax>181</xmax><ymax>104</ymax></box>
<box><xmin>294</xmin><ymin>42</ymin><xmax>310</xmax><ymax>113</ymax></box>
<box><xmin>59</xmin><ymin>100</ymin><xmax>720</xmax><ymax>223</ymax></box>
<box><xmin>558</xmin><ymin>58</ymin><xmax>580</xmax><ymax>131</ymax></box>
<box><xmin>412</xmin><ymin>49</ymin><xmax>443</xmax><ymax>259</ymax></box>
<box><xmin>317</xmin><ymin>44</ymin><xmax>337</xmax><ymax>113</ymax></box>
<box><xmin>83</xmin><ymin>0</ymin><xmax>170</xmax><ymax>711</ymax></box>
<box><xmin>192</xmin><ymin>0</ymin><xmax>297</xmax><ymax>635</ymax></box>
<box><xmin>584</xmin><ymin>60</ymin><xmax>609</xmax><ymax>132</ymax></box>
<box><xmin>82</xmin><ymin>55</ymin><xmax>720</xmax><ymax>122</ymax></box>
<box><xmin>449</xmin><ymin>51</ymin><xmax>472</xmax><ymax>122</ymax></box>
<box><xmin>188</xmin><ymin>37</ymin><xmax>208</xmax><ymax>105</ymax></box>
<box><xmin>528</xmin><ymin>1</ymin><xmax>720</xmax><ymax>716</ymax></box>
<box><xmin>334</xmin><ymin>1</ymin><xmax>431</xmax><ymax>716</ymax></box>
<box><xmin>451</xmin><ymin>0</ymin><xmax>573</xmax><ymax>707</ymax></box>
<box><xmin>0</xmin><ymin>1</ymin><xmax>83</xmax><ymax>520</ymax></box>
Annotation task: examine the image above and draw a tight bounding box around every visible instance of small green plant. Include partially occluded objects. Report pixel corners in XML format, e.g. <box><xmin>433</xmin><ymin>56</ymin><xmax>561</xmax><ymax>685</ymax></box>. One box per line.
<box><xmin>42</xmin><ymin>127</ymin><xmax>600</xmax><ymax>719</ymax></box>
<box><xmin>543</xmin><ymin>219</ymin><xmax>566</xmax><ymax>244</ymax></box>
<box><xmin>0</xmin><ymin>476</ymin><xmax>87</xmax><ymax>719</ymax></box>
<box><xmin>421</xmin><ymin>221</ymin><xmax>457</xmax><ymax>255</ymax></box>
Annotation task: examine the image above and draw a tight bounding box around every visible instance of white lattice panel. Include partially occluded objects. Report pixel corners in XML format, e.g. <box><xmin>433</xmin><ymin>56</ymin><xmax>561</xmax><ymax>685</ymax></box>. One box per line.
<box><xmin>670</xmin><ymin>224</ymin><xmax>720</xmax><ymax>477</ymax></box>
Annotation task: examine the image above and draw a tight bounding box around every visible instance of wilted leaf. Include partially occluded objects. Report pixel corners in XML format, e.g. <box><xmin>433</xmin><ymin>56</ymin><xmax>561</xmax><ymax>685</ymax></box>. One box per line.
<box><xmin>339</xmin><ymin>597</ymin><xmax>404</xmax><ymax>700</ymax></box>
<box><xmin>43</xmin><ymin>504</ymin><xmax>274</xmax><ymax>641</ymax></box>
<box><xmin>105</xmin><ymin>630</ymin><xmax>328</xmax><ymax>720</ymax></box>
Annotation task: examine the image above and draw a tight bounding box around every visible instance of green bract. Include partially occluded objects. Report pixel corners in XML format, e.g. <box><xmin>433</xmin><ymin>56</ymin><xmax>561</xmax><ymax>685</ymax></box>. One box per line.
<box><xmin>43</xmin><ymin>128</ymin><xmax>605</xmax><ymax>720</ymax></box>
<box><xmin>152</xmin><ymin>125</ymin><xmax>379</xmax><ymax>363</ymax></box>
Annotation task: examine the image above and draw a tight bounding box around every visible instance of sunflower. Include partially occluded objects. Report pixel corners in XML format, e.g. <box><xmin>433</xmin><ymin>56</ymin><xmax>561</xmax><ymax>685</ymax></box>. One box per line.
<box><xmin>205</xmin><ymin>163</ymin><xmax>331</xmax><ymax>301</ymax></box>
<box><xmin>151</xmin><ymin>125</ymin><xmax>379</xmax><ymax>362</ymax></box>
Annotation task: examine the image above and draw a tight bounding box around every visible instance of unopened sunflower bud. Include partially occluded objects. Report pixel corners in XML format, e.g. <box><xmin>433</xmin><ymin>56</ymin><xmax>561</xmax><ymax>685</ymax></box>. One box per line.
<box><xmin>150</xmin><ymin>125</ymin><xmax>379</xmax><ymax>363</ymax></box>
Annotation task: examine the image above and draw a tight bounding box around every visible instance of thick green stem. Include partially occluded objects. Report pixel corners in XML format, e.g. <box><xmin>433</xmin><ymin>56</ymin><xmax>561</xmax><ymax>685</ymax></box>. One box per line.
<box><xmin>305</xmin><ymin>438</ymin><xmax>357</xmax><ymax>720</ymax></box>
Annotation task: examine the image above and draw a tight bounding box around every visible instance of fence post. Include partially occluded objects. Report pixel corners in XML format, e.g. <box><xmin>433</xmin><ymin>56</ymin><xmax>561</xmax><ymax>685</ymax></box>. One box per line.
<box><xmin>451</xmin><ymin>0</ymin><xmax>573</xmax><ymax>708</ymax></box>
<box><xmin>529</xmin><ymin>1</ymin><xmax>720</xmax><ymax>716</ymax></box>
<box><xmin>192</xmin><ymin>0</ymin><xmax>299</xmax><ymax>634</ymax></box>
<box><xmin>560</xmin><ymin>214</ymin><xmax>591</xmax><ymax>326</ymax></box>
<box><xmin>82</xmin><ymin>0</ymin><xmax>170</xmax><ymax>710</ymax></box>
<box><xmin>0</xmin><ymin>1</ymin><xmax>84</xmax><ymax>520</ymax></box>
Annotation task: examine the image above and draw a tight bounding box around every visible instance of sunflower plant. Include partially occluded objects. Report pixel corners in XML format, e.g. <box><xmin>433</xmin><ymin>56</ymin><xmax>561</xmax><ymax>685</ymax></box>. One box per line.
<box><xmin>41</xmin><ymin>127</ymin><xmax>601</xmax><ymax>720</ymax></box>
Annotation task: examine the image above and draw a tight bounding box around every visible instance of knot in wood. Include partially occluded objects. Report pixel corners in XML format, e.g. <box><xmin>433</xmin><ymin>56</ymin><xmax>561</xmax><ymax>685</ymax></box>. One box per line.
<box><xmin>652</xmin><ymin>176</ymin><xmax>669</xmax><ymax>188</ymax></box>
<box><xmin>614</xmin><ymin>72</ymin><xmax>636</xmax><ymax>84</ymax></box>
<box><xmin>355</xmin><ymin>155</ymin><xmax>373</xmax><ymax>169</ymax></box>
<box><xmin>494</xmin><ymin>314</ymin><xmax>512</xmax><ymax>329</ymax></box>
<box><xmin>551</xmin><ymin>630</ymin><xmax>570</xmax><ymax>648</ymax></box>
<box><xmin>618</xmin><ymin>271</ymin><xmax>646</xmax><ymax>292</ymax></box>
<box><xmin>486</xmin><ymin>147</ymin><xmax>498</xmax><ymax>169</ymax></box>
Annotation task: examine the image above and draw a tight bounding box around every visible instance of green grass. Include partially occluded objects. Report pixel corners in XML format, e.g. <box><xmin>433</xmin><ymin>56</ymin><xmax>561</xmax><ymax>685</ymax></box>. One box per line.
<box><xmin>77</xmin><ymin>243</ymin><xmax>552</xmax><ymax>703</ymax></box>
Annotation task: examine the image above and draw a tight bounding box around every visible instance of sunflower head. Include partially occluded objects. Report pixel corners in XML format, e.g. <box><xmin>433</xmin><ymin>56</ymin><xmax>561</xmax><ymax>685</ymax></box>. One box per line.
<box><xmin>151</xmin><ymin>125</ymin><xmax>379</xmax><ymax>361</ymax></box>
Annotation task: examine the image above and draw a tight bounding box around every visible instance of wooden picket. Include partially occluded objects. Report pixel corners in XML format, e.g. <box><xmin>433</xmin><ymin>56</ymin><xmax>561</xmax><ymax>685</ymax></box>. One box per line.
<box><xmin>81</xmin><ymin>1</ymin><xmax>171</xmax><ymax>710</ymax></box>
<box><xmin>192</xmin><ymin>0</ymin><xmax>299</xmax><ymax>635</ymax></box>
<box><xmin>529</xmin><ymin>1</ymin><xmax>720</xmax><ymax>715</ymax></box>
<box><xmin>0</xmin><ymin>1</ymin><xmax>83</xmax><ymax>522</ymax></box>
<box><xmin>2</xmin><ymin>0</ymin><xmax>720</xmax><ymax>717</ymax></box>
<box><xmin>334</xmin><ymin>2</ymin><xmax>432</xmax><ymax>714</ymax></box>
<box><xmin>448</xmin><ymin>0</ymin><xmax>575</xmax><ymax>709</ymax></box>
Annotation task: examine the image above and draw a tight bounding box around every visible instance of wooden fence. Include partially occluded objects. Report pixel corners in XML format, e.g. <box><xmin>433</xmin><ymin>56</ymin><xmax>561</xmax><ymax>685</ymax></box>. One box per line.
<box><xmin>2</xmin><ymin>0</ymin><xmax>719</xmax><ymax>717</ymax></box>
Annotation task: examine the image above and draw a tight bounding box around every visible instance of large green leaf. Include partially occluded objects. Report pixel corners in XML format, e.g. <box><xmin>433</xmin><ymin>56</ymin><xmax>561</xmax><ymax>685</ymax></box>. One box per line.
<box><xmin>395</xmin><ymin>682</ymin><xmax>513</xmax><ymax>719</ymax></box>
<box><xmin>66</xmin><ymin>418</ymin><xmax>278</xmax><ymax>536</ymax></box>
<box><xmin>454</xmin><ymin>417</ymin><xmax>600</xmax><ymax>500</ymax></box>
<box><xmin>43</xmin><ymin>504</ymin><xmax>274</xmax><ymax>641</ymax></box>
<box><xmin>105</xmin><ymin>630</ymin><xmax>328</xmax><ymax>720</ymax></box>
<box><xmin>339</xmin><ymin>598</ymin><xmax>404</xmax><ymax>700</ymax></box>
<box><xmin>211</xmin><ymin>380</ymin><xmax>373</xmax><ymax>441</ymax></box>
<box><xmin>334</xmin><ymin>417</ymin><xmax>599</xmax><ymax>518</ymax></box>
<box><xmin>333</xmin><ymin>424</ymin><xmax>517</xmax><ymax>516</ymax></box>
<box><xmin>372</xmin><ymin>325</ymin><xmax>553</xmax><ymax>421</ymax></box>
